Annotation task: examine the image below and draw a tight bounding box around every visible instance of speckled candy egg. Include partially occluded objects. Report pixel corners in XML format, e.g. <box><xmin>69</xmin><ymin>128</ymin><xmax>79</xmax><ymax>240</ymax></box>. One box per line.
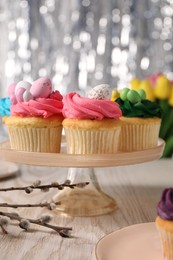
<box><xmin>88</xmin><ymin>84</ymin><xmax>112</xmax><ymax>100</ymax></box>
<box><xmin>30</xmin><ymin>78</ymin><xmax>52</xmax><ymax>98</ymax></box>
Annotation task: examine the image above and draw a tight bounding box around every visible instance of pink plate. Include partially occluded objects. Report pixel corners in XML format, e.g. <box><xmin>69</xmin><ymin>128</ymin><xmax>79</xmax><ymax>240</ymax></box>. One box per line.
<box><xmin>94</xmin><ymin>222</ymin><xmax>163</xmax><ymax>260</ymax></box>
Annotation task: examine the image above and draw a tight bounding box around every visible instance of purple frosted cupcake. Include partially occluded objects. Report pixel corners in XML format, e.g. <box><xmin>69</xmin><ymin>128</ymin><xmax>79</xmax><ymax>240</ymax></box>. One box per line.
<box><xmin>156</xmin><ymin>188</ymin><xmax>173</xmax><ymax>260</ymax></box>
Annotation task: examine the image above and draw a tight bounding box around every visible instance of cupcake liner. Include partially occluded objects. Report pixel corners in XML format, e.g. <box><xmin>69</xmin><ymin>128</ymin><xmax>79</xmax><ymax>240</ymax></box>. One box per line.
<box><xmin>7</xmin><ymin>126</ymin><xmax>62</xmax><ymax>153</ymax></box>
<box><xmin>119</xmin><ymin>120</ymin><xmax>161</xmax><ymax>152</ymax></box>
<box><xmin>156</xmin><ymin>223</ymin><xmax>173</xmax><ymax>260</ymax></box>
<box><xmin>64</xmin><ymin>127</ymin><xmax>121</xmax><ymax>154</ymax></box>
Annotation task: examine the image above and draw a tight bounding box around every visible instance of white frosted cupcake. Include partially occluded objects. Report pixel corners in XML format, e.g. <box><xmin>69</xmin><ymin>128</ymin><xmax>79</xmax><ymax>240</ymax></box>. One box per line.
<box><xmin>62</xmin><ymin>85</ymin><xmax>122</xmax><ymax>154</ymax></box>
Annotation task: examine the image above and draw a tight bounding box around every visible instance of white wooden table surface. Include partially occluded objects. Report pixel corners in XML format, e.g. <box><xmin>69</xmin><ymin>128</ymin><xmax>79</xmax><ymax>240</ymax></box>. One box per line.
<box><xmin>0</xmin><ymin>159</ymin><xmax>172</xmax><ymax>260</ymax></box>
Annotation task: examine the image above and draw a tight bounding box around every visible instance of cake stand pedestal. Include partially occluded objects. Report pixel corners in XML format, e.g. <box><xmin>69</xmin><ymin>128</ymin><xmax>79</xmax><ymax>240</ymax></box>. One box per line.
<box><xmin>0</xmin><ymin>139</ymin><xmax>165</xmax><ymax>217</ymax></box>
<box><xmin>53</xmin><ymin>167</ymin><xmax>116</xmax><ymax>216</ymax></box>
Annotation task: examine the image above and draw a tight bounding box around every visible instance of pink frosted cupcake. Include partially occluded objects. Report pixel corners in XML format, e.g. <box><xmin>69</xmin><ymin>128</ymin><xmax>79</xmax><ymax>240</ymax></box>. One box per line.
<box><xmin>62</xmin><ymin>85</ymin><xmax>122</xmax><ymax>154</ymax></box>
<box><xmin>3</xmin><ymin>78</ymin><xmax>64</xmax><ymax>153</ymax></box>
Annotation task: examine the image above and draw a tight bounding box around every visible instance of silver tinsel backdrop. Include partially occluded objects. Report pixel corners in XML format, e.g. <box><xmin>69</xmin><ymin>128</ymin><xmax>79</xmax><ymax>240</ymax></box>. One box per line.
<box><xmin>0</xmin><ymin>0</ymin><xmax>173</xmax><ymax>97</ymax></box>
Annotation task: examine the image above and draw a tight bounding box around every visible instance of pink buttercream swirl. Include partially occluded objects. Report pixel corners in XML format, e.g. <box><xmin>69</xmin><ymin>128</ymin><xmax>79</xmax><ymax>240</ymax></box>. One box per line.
<box><xmin>62</xmin><ymin>92</ymin><xmax>122</xmax><ymax>120</ymax></box>
<box><xmin>8</xmin><ymin>77</ymin><xmax>63</xmax><ymax>118</ymax></box>
<box><xmin>11</xmin><ymin>91</ymin><xmax>63</xmax><ymax>118</ymax></box>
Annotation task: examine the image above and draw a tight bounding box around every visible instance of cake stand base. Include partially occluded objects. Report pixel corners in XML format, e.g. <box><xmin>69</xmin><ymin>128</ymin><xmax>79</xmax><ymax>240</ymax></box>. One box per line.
<box><xmin>52</xmin><ymin>168</ymin><xmax>117</xmax><ymax>217</ymax></box>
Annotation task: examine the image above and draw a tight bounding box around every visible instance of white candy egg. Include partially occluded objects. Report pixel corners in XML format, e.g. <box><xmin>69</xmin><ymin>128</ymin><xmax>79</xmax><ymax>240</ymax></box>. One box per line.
<box><xmin>88</xmin><ymin>84</ymin><xmax>112</xmax><ymax>100</ymax></box>
<box><xmin>15</xmin><ymin>81</ymin><xmax>32</xmax><ymax>95</ymax></box>
<box><xmin>23</xmin><ymin>90</ymin><xmax>33</xmax><ymax>102</ymax></box>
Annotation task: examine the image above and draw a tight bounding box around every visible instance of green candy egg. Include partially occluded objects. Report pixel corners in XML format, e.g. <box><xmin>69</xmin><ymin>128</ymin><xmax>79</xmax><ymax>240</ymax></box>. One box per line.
<box><xmin>136</xmin><ymin>89</ymin><xmax>146</xmax><ymax>100</ymax></box>
<box><xmin>120</xmin><ymin>88</ymin><xmax>130</xmax><ymax>101</ymax></box>
<box><xmin>127</xmin><ymin>89</ymin><xmax>141</xmax><ymax>104</ymax></box>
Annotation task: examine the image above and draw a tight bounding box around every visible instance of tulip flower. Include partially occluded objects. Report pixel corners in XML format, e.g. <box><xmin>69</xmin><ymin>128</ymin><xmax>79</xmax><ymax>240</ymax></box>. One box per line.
<box><xmin>130</xmin><ymin>78</ymin><xmax>141</xmax><ymax>90</ymax></box>
<box><xmin>145</xmin><ymin>74</ymin><xmax>173</xmax><ymax>157</ymax></box>
<box><xmin>154</xmin><ymin>75</ymin><xmax>172</xmax><ymax>100</ymax></box>
<box><xmin>111</xmin><ymin>89</ymin><xmax>119</xmax><ymax>101</ymax></box>
<box><xmin>139</xmin><ymin>80</ymin><xmax>155</xmax><ymax>101</ymax></box>
<box><xmin>147</xmin><ymin>72</ymin><xmax>162</xmax><ymax>86</ymax></box>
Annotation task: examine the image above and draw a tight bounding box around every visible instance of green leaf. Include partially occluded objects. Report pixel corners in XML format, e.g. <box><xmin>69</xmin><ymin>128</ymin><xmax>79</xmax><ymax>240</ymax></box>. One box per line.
<box><xmin>162</xmin><ymin>135</ymin><xmax>173</xmax><ymax>158</ymax></box>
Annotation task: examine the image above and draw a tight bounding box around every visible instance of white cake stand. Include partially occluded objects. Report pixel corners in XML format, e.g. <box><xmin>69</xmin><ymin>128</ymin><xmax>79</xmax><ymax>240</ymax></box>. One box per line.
<box><xmin>0</xmin><ymin>139</ymin><xmax>165</xmax><ymax>217</ymax></box>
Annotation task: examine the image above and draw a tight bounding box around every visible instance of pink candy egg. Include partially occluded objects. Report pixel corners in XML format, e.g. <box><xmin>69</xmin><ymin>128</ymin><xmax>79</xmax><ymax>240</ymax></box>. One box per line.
<box><xmin>30</xmin><ymin>78</ymin><xmax>52</xmax><ymax>98</ymax></box>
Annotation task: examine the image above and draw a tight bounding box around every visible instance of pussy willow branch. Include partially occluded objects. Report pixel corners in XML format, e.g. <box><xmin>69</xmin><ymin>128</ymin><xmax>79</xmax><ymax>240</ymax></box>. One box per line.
<box><xmin>0</xmin><ymin>182</ymin><xmax>89</xmax><ymax>192</ymax></box>
<box><xmin>0</xmin><ymin>180</ymin><xmax>89</xmax><ymax>236</ymax></box>
<box><xmin>0</xmin><ymin>211</ymin><xmax>72</xmax><ymax>237</ymax></box>
<box><xmin>0</xmin><ymin>201</ymin><xmax>60</xmax><ymax>209</ymax></box>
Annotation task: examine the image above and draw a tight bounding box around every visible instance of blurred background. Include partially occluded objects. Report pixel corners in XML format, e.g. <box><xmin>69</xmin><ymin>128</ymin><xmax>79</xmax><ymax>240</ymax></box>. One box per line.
<box><xmin>0</xmin><ymin>0</ymin><xmax>173</xmax><ymax>98</ymax></box>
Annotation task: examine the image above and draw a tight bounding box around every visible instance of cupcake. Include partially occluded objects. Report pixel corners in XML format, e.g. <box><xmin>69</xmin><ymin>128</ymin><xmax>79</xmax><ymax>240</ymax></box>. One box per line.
<box><xmin>2</xmin><ymin>78</ymin><xmax>64</xmax><ymax>153</ymax></box>
<box><xmin>62</xmin><ymin>84</ymin><xmax>122</xmax><ymax>154</ymax></box>
<box><xmin>0</xmin><ymin>97</ymin><xmax>11</xmax><ymax>138</ymax></box>
<box><xmin>156</xmin><ymin>188</ymin><xmax>173</xmax><ymax>260</ymax></box>
<box><xmin>0</xmin><ymin>97</ymin><xmax>11</xmax><ymax>117</ymax></box>
<box><xmin>114</xmin><ymin>88</ymin><xmax>161</xmax><ymax>152</ymax></box>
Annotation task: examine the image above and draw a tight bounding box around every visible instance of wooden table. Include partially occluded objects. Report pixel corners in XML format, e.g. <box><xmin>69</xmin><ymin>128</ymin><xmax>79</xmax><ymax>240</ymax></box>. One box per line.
<box><xmin>0</xmin><ymin>159</ymin><xmax>172</xmax><ymax>260</ymax></box>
